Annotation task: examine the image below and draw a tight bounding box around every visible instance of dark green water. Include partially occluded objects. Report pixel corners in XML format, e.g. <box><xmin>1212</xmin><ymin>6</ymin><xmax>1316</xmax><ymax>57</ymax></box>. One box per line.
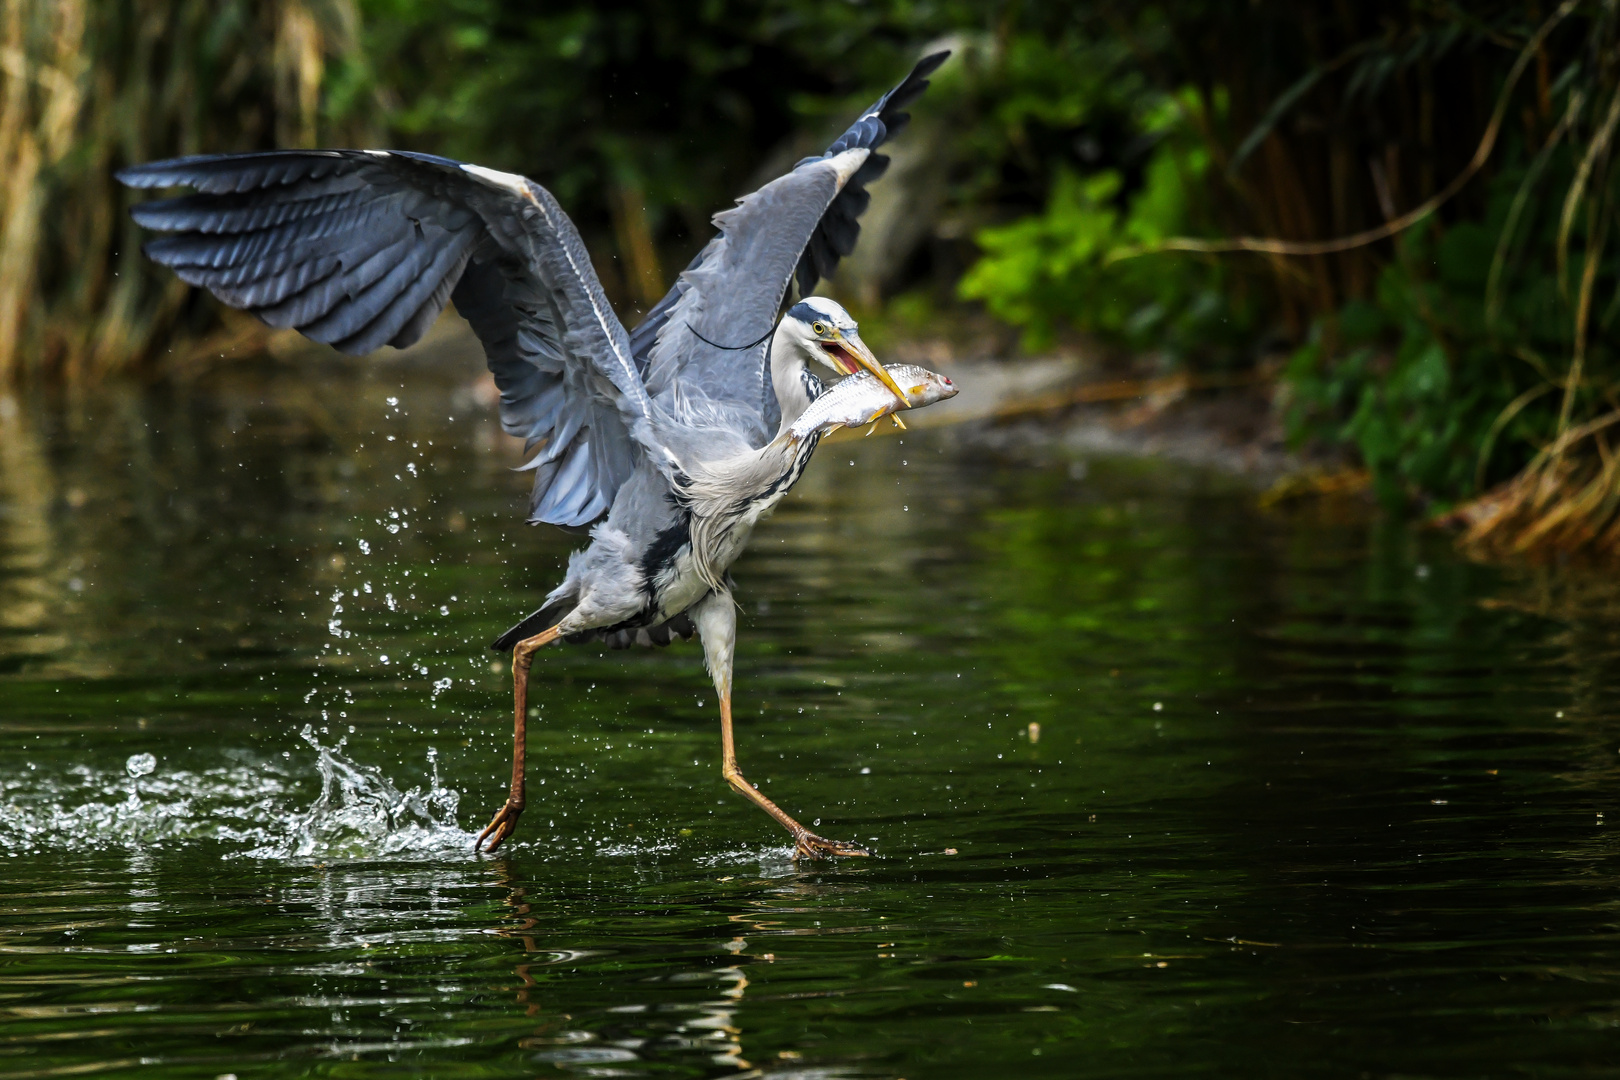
<box><xmin>3</xmin><ymin>351</ymin><xmax>1619</xmax><ymax>1078</ymax></box>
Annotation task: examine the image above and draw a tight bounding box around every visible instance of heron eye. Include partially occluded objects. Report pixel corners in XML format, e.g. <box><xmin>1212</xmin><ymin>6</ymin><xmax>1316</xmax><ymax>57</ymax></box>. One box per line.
<box><xmin>811</xmin><ymin>321</ymin><xmax>828</xmax><ymax>336</ymax></box>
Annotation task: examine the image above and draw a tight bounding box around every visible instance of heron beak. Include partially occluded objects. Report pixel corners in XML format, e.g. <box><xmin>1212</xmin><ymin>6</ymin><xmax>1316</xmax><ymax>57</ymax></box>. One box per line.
<box><xmin>825</xmin><ymin>330</ymin><xmax>910</xmax><ymax>409</ymax></box>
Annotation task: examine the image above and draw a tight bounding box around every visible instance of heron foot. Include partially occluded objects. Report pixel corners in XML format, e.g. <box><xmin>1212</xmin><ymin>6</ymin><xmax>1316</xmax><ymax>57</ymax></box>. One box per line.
<box><xmin>793</xmin><ymin>830</ymin><xmax>872</xmax><ymax>860</ymax></box>
<box><xmin>476</xmin><ymin>800</ymin><xmax>523</xmax><ymax>853</ymax></box>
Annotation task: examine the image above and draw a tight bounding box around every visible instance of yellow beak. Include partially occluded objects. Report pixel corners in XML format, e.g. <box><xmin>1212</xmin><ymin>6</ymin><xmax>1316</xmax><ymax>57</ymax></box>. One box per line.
<box><xmin>834</xmin><ymin>329</ymin><xmax>910</xmax><ymax>409</ymax></box>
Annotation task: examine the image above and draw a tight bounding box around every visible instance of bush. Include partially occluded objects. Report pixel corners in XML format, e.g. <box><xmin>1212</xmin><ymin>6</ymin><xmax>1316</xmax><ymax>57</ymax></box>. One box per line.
<box><xmin>1285</xmin><ymin>129</ymin><xmax>1620</xmax><ymax>510</ymax></box>
<box><xmin>958</xmin><ymin>90</ymin><xmax>1253</xmax><ymax>364</ymax></box>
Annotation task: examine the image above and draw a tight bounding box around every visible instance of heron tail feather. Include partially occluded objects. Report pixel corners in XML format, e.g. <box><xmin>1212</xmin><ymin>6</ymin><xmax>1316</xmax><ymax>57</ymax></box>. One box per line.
<box><xmin>490</xmin><ymin>600</ymin><xmax>573</xmax><ymax>653</ymax></box>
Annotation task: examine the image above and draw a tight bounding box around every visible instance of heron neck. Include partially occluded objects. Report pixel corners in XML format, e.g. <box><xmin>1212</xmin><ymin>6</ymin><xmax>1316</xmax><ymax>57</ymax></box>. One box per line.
<box><xmin>769</xmin><ymin>321</ymin><xmax>819</xmax><ymax>435</ymax></box>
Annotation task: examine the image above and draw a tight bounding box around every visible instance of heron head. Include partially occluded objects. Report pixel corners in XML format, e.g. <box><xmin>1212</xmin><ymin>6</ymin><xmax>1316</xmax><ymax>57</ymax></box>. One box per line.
<box><xmin>783</xmin><ymin>297</ymin><xmax>910</xmax><ymax>408</ymax></box>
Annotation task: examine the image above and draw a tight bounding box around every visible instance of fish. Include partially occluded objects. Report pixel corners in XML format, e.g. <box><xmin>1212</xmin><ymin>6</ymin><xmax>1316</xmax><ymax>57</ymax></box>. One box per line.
<box><xmin>789</xmin><ymin>364</ymin><xmax>959</xmax><ymax>441</ymax></box>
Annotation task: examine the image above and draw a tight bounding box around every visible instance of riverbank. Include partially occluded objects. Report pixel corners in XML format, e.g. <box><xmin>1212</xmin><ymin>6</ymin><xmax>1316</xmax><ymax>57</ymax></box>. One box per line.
<box><xmin>876</xmin><ymin>339</ymin><xmax>1361</xmax><ymax>500</ymax></box>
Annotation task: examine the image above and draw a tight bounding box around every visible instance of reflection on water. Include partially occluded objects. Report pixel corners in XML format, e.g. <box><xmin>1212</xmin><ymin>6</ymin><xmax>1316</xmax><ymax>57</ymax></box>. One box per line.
<box><xmin>0</xmin><ymin>394</ymin><xmax>64</xmax><ymax>669</ymax></box>
<box><xmin>5</xmin><ymin>341</ymin><xmax>1620</xmax><ymax>1077</ymax></box>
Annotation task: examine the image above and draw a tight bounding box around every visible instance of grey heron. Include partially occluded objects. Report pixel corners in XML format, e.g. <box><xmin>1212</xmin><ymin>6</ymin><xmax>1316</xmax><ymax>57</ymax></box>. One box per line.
<box><xmin>118</xmin><ymin>51</ymin><xmax>952</xmax><ymax>858</ymax></box>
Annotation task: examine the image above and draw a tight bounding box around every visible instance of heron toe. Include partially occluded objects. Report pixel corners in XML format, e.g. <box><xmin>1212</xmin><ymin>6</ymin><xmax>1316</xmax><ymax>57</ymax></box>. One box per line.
<box><xmin>793</xmin><ymin>831</ymin><xmax>873</xmax><ymax>860</ymax></box>
<box><xmin>476</xmin><ymin>800</ymin><xmax>523</xmax><ymax>853</ymax></box>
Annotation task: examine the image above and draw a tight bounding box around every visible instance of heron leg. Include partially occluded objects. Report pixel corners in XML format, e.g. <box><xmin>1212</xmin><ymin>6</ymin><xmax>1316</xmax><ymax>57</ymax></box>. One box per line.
<box><xmin>693</xmin><ymin>591</ymin><xmax>871</xmax><ymax>860</ymax></box>
<box><xmin>477</xmin><ymin>624</ymin><xmax>561</xmax><ymax>853</ymax></box>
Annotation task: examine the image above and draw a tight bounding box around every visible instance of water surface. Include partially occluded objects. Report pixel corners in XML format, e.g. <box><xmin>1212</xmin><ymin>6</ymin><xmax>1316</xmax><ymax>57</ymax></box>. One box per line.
<box><xmin>2</xmin><ymin>350</ymin><xmax>1618</xmax><ymax>1078</ymax></box>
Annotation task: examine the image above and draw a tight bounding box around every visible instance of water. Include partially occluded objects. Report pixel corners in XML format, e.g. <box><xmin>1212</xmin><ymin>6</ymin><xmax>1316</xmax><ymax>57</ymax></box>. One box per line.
<box><xmin>3</xmin><ymin>349</ymin><xmax>1620</xmax><ymax>1077</ymax></box>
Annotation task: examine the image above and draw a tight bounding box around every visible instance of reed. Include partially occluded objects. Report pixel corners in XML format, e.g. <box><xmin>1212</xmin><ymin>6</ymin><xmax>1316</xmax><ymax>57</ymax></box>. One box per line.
<box><xmin>1438</xmin><ymin>4</ymin><xmax>1620</xmax><ymax>560</ymax></box>
<box><xmin>0</xmin><ymin>0</ymin><xmax>370</xmax><ymax>385</ymax></box>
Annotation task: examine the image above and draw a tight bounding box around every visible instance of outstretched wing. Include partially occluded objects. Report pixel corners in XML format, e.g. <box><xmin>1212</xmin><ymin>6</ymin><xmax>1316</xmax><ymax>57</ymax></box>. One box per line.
<box><xmin>635</xmin><ymin>51</ymin><xmax>949</xmax><ymax>446</ymax></box>
<box><xmin>118</xmin><ymin>150</ymin><xmax>654</xmax><ymax>527</ymax></box>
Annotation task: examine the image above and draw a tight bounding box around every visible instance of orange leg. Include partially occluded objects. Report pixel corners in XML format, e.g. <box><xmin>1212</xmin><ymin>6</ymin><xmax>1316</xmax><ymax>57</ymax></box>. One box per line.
<box><xmin>694</xmin><ymin>590</ymin><xmax>870</xmax><ymax>860</ymax></box>
<box><xmin>477</xmin><ymin>625</ymin><xmax>561</xmax><ymax>853</ymax></box>
<box><xmin>719</xmin><ymin>684</ymin><xmax>871</xmax><ymax>859</ymax></box>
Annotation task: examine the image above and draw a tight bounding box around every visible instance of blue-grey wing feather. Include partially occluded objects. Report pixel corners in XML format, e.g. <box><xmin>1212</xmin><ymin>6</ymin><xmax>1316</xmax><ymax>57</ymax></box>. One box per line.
<box><xmin>641</xmin><ymin>164</ymin><xmax>846</xmax><ymax>446</ymax></box>
<box><xmin>632</xmin><ymin>51</ymin><xmax>948</xmax><ymax>445</ymax></box>
<box><xmin>119</xmin><ymin>149</ymin><xmax>655</xmax><ymax>527</ymax></box>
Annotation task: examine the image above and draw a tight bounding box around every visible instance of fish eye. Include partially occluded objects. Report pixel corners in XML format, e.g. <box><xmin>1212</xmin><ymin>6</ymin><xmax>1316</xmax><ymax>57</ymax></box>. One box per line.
<box><xmin>811</xmin><ymin>321</ymin><xmax>828</xmax><ymax>336</ymax></box>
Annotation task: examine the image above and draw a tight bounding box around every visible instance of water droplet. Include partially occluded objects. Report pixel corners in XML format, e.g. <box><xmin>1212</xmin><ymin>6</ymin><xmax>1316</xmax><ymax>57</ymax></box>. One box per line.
<box><xmin>125</xmin><ymin>753</ymin><xmax>156</xmax><ymax>779</ymax></box>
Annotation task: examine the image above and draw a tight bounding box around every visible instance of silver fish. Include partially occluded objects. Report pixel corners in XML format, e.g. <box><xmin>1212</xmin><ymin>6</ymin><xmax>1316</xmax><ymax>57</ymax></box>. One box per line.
<box><xmin>789</xmin><ymin>364</ymin><xmax>959</xmax><ymax>441</ymax></box>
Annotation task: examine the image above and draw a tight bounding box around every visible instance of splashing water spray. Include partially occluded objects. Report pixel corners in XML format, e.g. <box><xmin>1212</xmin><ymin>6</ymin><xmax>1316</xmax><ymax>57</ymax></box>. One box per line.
<box><xmin>248</xmin><ymin>726</ymin><xmax>469</xmax><ymax>859</ymax></box>
<box><xmin>123</xmin><ymin>753</ymin><xmax>156</xmax><ymax>811</ymax></box>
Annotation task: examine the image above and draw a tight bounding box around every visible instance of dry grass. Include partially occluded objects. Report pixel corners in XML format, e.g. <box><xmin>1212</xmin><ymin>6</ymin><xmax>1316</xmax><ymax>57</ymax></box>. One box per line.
<box><xmin>1448</xmin><ymin>425</ymin><xmax>1620</xmax><ymax>562</ymax></box>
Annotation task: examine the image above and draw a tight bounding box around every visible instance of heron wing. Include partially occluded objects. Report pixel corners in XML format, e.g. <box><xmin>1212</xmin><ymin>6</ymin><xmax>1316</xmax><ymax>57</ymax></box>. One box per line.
<box><xmin>636</xmin><ymin>51</ymin><xmax>949</xmax><ymax>445</ymax></box>
<box><xmin>118</xmin><ymin>150</ymin><xmax>656</xmax><ymax>527</ymax></box>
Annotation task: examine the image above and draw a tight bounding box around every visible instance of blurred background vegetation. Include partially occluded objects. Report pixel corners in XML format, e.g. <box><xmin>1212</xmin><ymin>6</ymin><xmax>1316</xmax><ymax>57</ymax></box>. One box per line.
<box><xmin>4</xmin><ymin>0</ymin><xmax>1620</xmax><ymax>556</ymax></box>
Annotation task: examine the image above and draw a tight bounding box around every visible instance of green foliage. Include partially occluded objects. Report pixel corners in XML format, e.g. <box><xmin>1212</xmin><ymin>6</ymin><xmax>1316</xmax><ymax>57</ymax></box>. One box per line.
<box><xmin>348</xmin><ymin>2</ymin><xmax>1185</xmax><ymax>314</ymax></box>
<box><xmin>1284</xmin><ymin>128</ymin><xmax>1620</xmax><ymax>507</ymax></box>
<box><xmin>945</xmin><ymin>29</ymin><xmax>1144</xmax><ymax>208</ymax></box>
<box><xmin>939</xmin><ymin>0</ymin><xmax>1620</xmax><ymax>529</ymax></box>
<box><xmin>958</xmin><ymin>92</ymin><xmax>1251</xmax><ymax>362</ymax></box>
<box><xmin>355</xmin><ymin>0</ymin><xmax>993</xmax><ymax>267</ymax></box>
<box><xmin>1281</xmin><ymin>280</ymin><xmax>1508</xmax><ymax>508</ymax></box>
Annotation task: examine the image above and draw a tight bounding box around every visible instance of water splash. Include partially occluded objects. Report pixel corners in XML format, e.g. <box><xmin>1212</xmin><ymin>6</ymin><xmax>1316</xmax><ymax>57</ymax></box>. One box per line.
<box><xmin>596</xmin><ymin>838</ymin><xmax>678</xmax><ymax>857</ymax></box>
<box><xmin>245</xmin><ymin>726</ymin><xmax>471</xmax><ymax>860</ymax></box>
<box><xmin>697</xmin><ymin>844</ymin><xmax>803</xmax><ymax>878</ymax></box>
<box><xmin>0</xmin><ymin>731</ymin><xmax>473</xmax><ymax>860</ymax></box>
<box><xmin>0</xmin><ymin>755</ymin><xmax>289</xmax><ymax>853</ymax></box>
